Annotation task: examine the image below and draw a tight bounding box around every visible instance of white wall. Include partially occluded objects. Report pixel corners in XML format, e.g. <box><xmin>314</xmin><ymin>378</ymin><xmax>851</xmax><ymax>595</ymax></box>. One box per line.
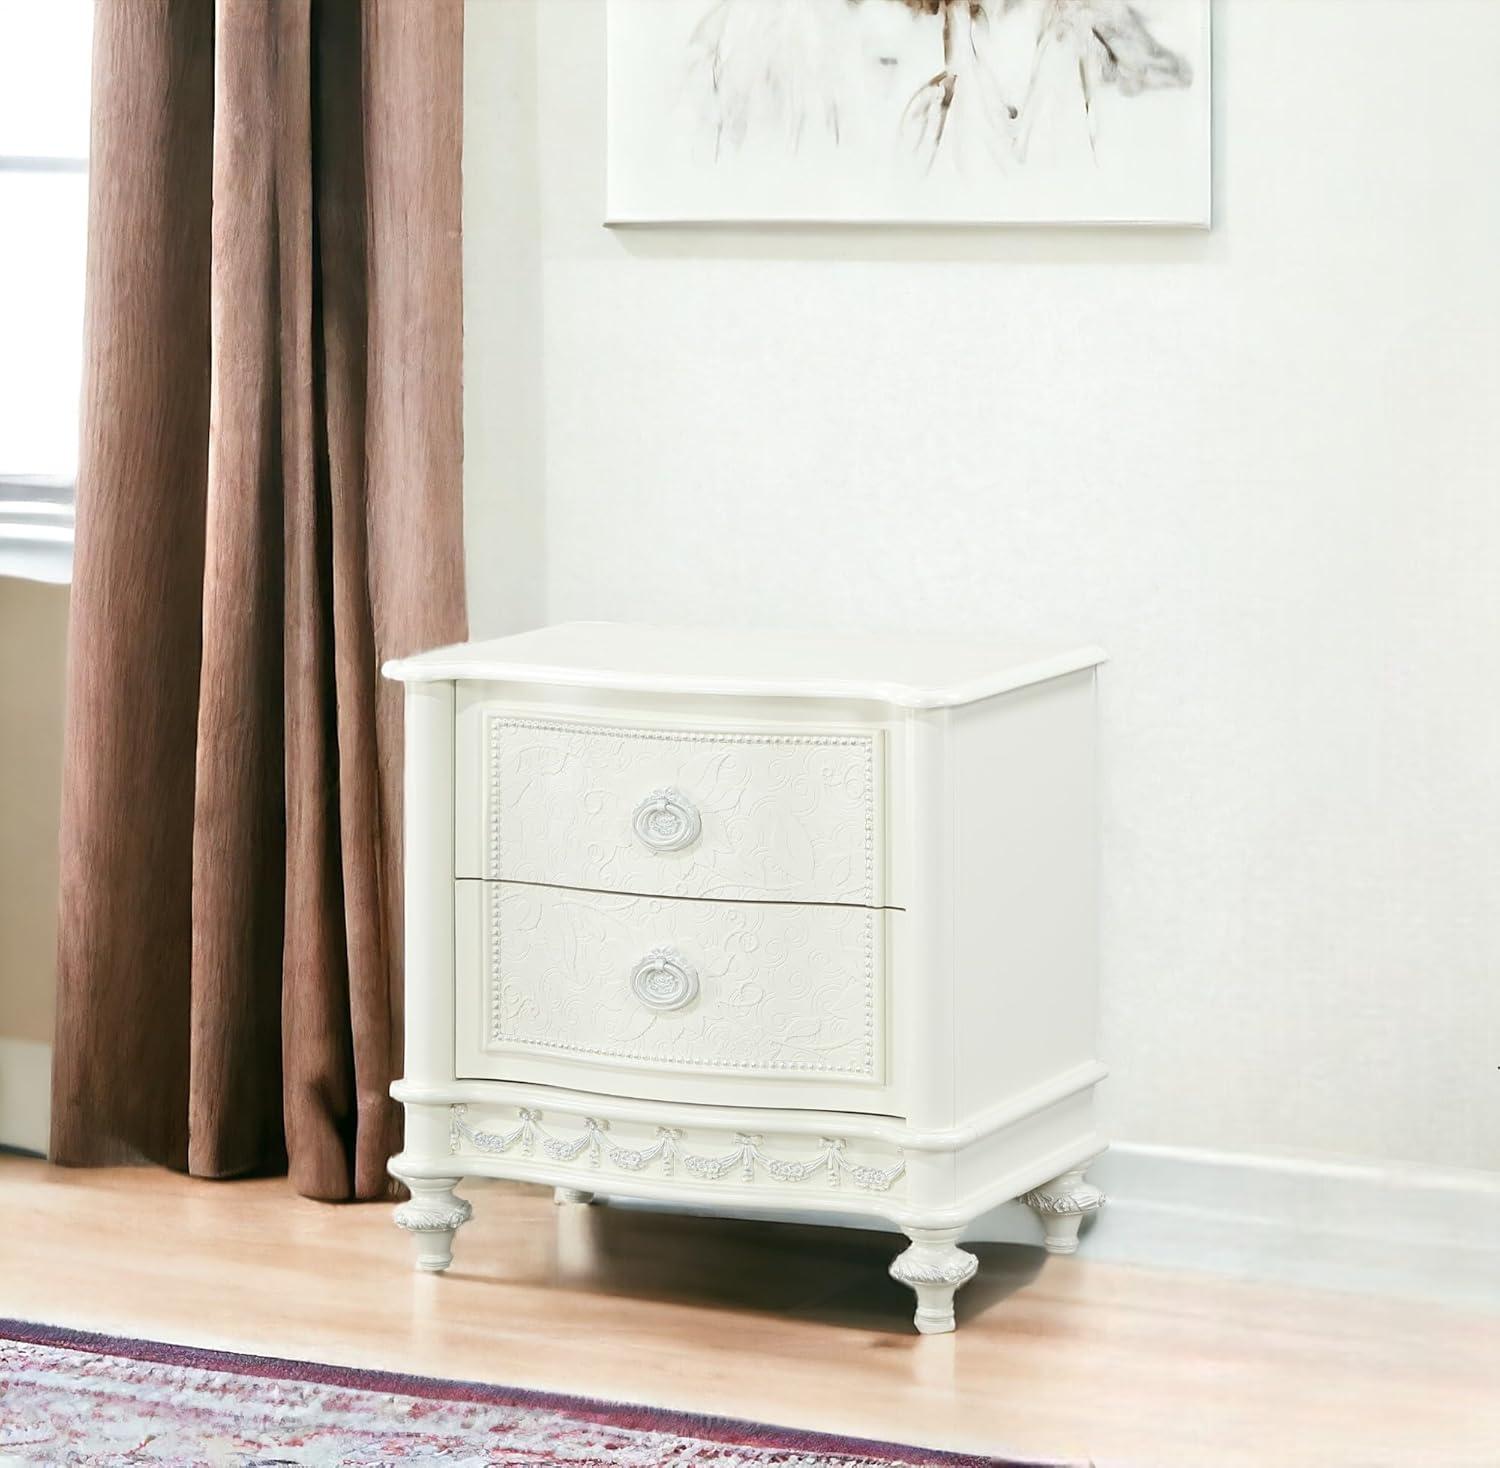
<box><xmin>464</xmin><ymin>0</ymin><xmax>1500</xmax><ymax>1175</ymax></box>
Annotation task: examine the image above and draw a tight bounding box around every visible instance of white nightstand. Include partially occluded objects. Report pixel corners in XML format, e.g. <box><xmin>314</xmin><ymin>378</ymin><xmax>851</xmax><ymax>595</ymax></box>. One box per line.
<box><xmin>384</xmin><ymin>622</ymin><xmax>1107</xmax><ymax>1333</ymax></box>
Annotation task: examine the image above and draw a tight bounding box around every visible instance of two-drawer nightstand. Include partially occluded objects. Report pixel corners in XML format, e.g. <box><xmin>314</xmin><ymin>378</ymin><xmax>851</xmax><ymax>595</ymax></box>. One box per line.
<box><xmin>384</xmin><ymin>622</ymin><xmax>1107</xmax><ymax>1333</ymax></box>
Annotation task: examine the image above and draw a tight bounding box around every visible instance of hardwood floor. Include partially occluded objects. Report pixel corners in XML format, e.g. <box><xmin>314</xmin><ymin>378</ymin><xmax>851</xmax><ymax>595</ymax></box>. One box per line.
<box><xmin>1</xmin><ymin>1156</ymin><xmax>1497</xmax><ymax>1466</ymax></box>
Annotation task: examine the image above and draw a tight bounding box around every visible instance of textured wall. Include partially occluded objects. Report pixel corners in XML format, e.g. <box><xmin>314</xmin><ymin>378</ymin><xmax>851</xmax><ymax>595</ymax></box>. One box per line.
<box><xmin>464</xmin><ymin>0</ymin><xmax>1500</xmax><ymax>1171</ymax></box>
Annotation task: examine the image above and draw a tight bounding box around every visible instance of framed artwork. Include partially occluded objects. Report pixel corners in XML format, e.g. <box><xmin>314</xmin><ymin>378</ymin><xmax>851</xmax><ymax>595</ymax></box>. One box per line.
<box><xmin>606</xmin><ymin>0</ymin><xmax>1212</xmax><ymax>227</ymax></box>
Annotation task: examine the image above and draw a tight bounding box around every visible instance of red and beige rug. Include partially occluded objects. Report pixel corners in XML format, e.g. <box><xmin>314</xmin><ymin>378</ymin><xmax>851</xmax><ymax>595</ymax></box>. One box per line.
<box><xmin>0</xmin><ymin>1319</ymin><xmax>1033</xmax><ymax>1466</ymax></box>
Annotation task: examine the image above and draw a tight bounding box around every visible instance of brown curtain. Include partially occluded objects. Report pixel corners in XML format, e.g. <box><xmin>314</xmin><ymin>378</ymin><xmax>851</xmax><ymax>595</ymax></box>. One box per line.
<box><xmin>51</xmin><ymin>0</ymin><xmax>466</xmax><ymax>1201</ymax></box>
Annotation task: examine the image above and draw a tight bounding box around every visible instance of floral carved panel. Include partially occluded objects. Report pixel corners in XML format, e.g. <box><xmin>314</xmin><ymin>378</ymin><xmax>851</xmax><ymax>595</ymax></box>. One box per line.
<box><xmin>485</xmin><ymin>882</ymin><xmax>882</xmax><ymax>1079</ymax></box>
<box><xmin>484</xmin><ymin>714</ymin><xmax>880</xmax><ymax>905</ymax></box>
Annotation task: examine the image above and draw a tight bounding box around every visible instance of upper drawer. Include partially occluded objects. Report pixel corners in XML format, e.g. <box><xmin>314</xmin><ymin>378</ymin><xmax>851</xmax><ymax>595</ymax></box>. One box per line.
<box><xmin>457</xmin><ymin>708</ymin><xmax>883</xmax><ymax>905</ymax></box>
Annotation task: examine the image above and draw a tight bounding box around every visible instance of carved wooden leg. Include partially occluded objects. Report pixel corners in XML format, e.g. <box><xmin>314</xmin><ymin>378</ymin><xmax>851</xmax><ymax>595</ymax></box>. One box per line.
<box><xmin>393</xmin><ymin>1177</ymin><xmax>472</xmax><ymax>1272</ymax></box>
<box><xmin>554</xmin><ymin>1187</ymin><xmax>595</xmax><ymax>1205</ymax></box>
<box><xmin>1022</xmin><ymin>1167</ymin><xmax>1106</xmax><ymax>1255</ymax></box>
<box><xmin>889</xmin><ymin>1227</ymin><xmax>978</xmax><ymax>1335</ymax></box>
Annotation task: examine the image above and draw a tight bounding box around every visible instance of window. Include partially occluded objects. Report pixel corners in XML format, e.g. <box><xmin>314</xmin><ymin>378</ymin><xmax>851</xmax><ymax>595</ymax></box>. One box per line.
<box><xmin>0</xmin><ymin>1</ymin><xmax>93</xmax><ymax>583</ymax></box>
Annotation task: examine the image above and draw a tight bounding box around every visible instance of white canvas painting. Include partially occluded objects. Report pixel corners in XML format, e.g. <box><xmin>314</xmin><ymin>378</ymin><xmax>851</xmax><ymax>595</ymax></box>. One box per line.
<box><xmin>607</xmin><ymin>0</ymin><xmax>1211</xmax><ymax>225</ymax></box>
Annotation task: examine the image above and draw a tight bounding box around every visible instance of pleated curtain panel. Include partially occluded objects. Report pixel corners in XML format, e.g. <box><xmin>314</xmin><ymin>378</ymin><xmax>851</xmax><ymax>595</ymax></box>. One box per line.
<box><xmin>51</xmin><ymin>0</ymin><xmax>467</xmax><ymax>1201</ymax></box>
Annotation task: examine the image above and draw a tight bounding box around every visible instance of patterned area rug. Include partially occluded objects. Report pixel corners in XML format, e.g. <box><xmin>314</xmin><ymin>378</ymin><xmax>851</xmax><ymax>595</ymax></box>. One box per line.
<box><xmin>0</xmin><ymin>1319</ymin><xmax>1034</xmax><ymax>1466</ymax></box>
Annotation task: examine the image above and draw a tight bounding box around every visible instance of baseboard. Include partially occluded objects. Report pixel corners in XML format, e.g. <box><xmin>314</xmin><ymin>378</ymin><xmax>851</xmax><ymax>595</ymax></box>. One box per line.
<box><xmin>612</xmin><ymin>1140</ymin><xmax>1500</xmax><ymax>1312</ymax></box>
<box><xmin>1083</xmin><ymin>1142</ymin><xmax>1500</xmax><ymax>1310</ymax></box>
<box><xmin>0</xmin><ymin>1037</ymin><xmax>50</xmax><ymax>1155</ymax></box>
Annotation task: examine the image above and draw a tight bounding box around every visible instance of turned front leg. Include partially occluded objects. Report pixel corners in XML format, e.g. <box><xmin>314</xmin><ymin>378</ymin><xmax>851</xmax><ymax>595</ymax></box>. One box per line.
<box><xmin>889</xmin><ymin>1227</ymin><xmax>978</xmax><ymax>1335</ymax></box>
<box><xmin>554</xmin><ymin>1187</ymin><xmax>595</xmax><ymax>1205</ymax></box>
<box><xmin>1022</xmin><ymin>1167</ymin><xmax>1106</xmax><ymax>1254</ymax></box>
<box><xmin>393</xmin><ymin>1177</ymin><xmax>472</xmax><ymax>1272</ymax></box>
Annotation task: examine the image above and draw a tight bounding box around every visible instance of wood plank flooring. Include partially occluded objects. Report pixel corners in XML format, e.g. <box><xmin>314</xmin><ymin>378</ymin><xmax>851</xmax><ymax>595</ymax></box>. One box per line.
<box><xmin>1</xmin><ymin>1157</ymin><xmax>1497</xmax><ymax>1466</ymax></box>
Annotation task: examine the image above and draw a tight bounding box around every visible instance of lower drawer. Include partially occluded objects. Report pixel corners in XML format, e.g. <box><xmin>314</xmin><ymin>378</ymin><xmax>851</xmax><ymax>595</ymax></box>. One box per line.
<box><xmin>454</xmin><ymin>882</ymin><xmax>890</xmax><ymax>1112</ymax></box>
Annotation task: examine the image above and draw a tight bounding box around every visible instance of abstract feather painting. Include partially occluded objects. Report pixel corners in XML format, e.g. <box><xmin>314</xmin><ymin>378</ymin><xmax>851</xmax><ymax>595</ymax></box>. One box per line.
<box><xmin>607</xmin><ymin>0</ymin><xmax>1211</xmax><ymax>225</ymax></box>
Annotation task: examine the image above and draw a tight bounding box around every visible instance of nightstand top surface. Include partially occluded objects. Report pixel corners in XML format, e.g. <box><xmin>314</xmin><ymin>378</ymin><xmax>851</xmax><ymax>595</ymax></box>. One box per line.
<box><xmin>385</xmin><ymin>622</ymin><xmax>1104</xmax><ymax>710</ymax></box>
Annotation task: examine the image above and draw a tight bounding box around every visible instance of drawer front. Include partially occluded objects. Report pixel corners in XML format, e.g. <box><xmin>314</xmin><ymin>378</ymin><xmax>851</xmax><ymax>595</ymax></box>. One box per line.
<box><xmin>473</xmin><ymin>712</ymin><xmax>881</xmax><ymax>905</ymax></box>
<box><xmin>461</xmin><ymin>882</ymin><xmax>884</xmax><ymax>1085</ymax></box>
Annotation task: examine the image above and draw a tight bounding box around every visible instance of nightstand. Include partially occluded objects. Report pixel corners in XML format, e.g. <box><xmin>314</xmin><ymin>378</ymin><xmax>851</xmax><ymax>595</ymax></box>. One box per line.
<box><xmin>385</xmin><ymin>622</ymin><xmax>1106</xmax><ymax>1333</ymax></box>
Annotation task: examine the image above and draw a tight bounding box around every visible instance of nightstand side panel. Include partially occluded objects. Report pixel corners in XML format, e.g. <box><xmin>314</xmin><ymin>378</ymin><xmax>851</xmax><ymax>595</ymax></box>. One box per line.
<box><xmin>949</xmin><ymin>669</ymin><xmax>1103</xmax><ymax>1124</ymax></box>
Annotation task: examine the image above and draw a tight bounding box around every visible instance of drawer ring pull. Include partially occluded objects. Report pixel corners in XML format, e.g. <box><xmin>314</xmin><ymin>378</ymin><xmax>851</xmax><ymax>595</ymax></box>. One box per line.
<box><xmin>631</xmin><ymin>787</ymin><xmax>702</xmax><ymax>853</ymax></box>
<box><xmin>629</xmin><ymin>947</ymin><xmax>700</xmax><ymax>1012</ymax></box>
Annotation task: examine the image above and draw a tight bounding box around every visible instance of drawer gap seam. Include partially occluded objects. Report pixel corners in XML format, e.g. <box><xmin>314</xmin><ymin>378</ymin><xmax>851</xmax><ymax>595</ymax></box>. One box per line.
<box><xmin>457</xmin><ymin>873</ymin><xmax>905</xmax><ymax>913</ymax></box>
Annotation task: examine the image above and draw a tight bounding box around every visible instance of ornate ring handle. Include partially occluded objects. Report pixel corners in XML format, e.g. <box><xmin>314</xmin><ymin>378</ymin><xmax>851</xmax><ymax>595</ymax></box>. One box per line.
<box><xmin>629</xmin><ymin>948</ymin><xmax>700</xmax><ymax>1012</ymax></box>
<box><xmin>632</xmin><ymin>787</ymin><xmax>701</xmax><ymax>853</ymax></box>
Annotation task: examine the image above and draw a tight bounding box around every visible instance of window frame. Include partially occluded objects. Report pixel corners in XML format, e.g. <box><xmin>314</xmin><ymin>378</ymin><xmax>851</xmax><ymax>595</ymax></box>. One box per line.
<box><xmin>0</xmin><ymin>53</ymin><xmax>90</xmax><ymax>585</ymax></box>
<box><xmin>0</xmin><ymin>474</ymin><xmax>75</xmax><ymax>584</ymax></box>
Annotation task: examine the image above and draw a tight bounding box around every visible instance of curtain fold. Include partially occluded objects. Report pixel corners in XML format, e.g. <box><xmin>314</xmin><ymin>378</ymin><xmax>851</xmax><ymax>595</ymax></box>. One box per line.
<box><xmin>51</xmin><ymin>0</ymin><xmax>466</xmax><ymax>1201</ymax></box>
